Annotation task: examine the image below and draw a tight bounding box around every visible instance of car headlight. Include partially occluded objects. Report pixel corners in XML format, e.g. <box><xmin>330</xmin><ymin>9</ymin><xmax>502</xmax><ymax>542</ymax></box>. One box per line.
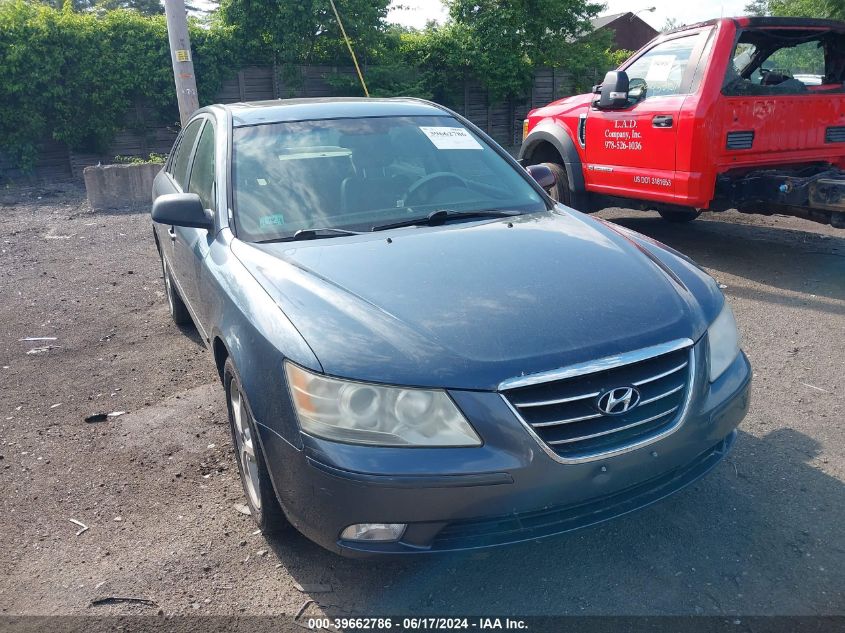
<box><xmin>707</xmin><ymin>302</ymin><xmax>740</xmax><ymax>382</ymax></box>
<box><xmin>284</xmin><ymin>362</ymin><xmax>481</xmax><ymax>447</ymax></box>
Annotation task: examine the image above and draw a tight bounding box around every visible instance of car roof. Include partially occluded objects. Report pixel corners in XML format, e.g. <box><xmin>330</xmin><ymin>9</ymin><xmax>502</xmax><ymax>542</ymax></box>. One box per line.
<box><xmin>216</xmin><ymin>97</ymin><xmax>448</xmax><ymax>127</ymax></box>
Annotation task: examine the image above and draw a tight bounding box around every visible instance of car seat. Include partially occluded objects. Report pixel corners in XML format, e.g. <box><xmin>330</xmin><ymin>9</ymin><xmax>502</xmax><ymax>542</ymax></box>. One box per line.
<box><xmin>340</xmin><ymin>136</ymin><xmax>409</xmax><ymax>214</ymax></box>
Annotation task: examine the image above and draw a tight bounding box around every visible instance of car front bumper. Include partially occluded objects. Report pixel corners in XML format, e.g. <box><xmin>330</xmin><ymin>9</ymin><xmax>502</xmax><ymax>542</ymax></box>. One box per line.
<box><xmin>256</xmin><ymin>348</ymin><xmax>751</xmax><ymax>557</ymax></box>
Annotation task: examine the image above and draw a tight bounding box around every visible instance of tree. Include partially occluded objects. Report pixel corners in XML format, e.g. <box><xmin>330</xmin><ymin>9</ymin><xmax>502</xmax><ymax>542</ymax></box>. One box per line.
<box><xmin>444</xmin><ymin>0</ymin><xmax>605</xmax><ymax>101</ymax></box>
<box><xmin>661</xmin><ymin>17</ymin><xmax>681</xmax><ymax>32</ymax></box>
<box><xmin>399</xmin><ymin>23</ymin><xmax>474</xmax><ymax>104</ymax></box>
<box><xmin>743</xmin><ymin>0</ymin><xmax>844</xmax><ymax>19</ymax></box>
<box><xmin>216</xmin><ymin>0</ymin><xmax>391</xmax><ymax>66</ymax></box>
<box><xmin>744</xmin><ymin>0</ymin><xmax>768</xmax><ymax>15</ymax></box>
<box><xmin>771</xmin><ymin>0</ymin><xmax>844</xmax><ymax>19</ymax></box>
<box><xmin>35</xmin><ymin>0</ymin><xmax>163</xmax><ymax>13</ymax></box>
<box><xmin>97</xmin><ymin>0</ymin><xmax>163</xmax><ymax>15</ymax></box>
<box><xmin>36</xmin><ymin>0</ymin><xmax>96</xmax><ymax>10</ymax></box>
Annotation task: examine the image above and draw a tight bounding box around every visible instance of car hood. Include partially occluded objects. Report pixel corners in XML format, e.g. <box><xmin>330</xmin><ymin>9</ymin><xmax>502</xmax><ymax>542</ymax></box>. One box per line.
<box><xmin>232</xmin><ymin>210</ymin><xmax>720</xmax><ymax>390</ymax></box>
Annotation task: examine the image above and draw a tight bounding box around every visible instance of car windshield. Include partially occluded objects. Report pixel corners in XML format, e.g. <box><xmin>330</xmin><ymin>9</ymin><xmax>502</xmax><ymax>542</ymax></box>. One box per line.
<box><xmin>231</xmin><ymin>115</ymin><xmax>546</xmax><ymax>241</ymax></box>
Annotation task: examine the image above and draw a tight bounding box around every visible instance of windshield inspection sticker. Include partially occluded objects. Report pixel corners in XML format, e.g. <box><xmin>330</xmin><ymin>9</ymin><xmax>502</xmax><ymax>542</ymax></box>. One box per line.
<box><xmin>259</xmin><ymin>214</ymin><xmax>286</xmax><ymax>228</ymax></box>
<box><xmin>419</xmin><ymin>126</ymin><xmax>483</xmax><ymax>150</ymax></box>
<box><xmin>645</xmin><ymin>55</ymin><xmax>676</xmax><ymax>82</ymax></box>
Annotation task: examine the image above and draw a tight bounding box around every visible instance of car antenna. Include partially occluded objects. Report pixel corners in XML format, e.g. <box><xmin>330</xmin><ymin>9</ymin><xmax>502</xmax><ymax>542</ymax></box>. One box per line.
<box><xmin>328</xmin><ymin>0</ymin><xmax>370</xmax><ymax>97</ymax></box>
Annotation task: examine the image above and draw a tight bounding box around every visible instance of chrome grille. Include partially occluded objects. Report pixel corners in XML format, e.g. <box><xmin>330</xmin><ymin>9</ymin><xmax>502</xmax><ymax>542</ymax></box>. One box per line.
<box><xmin>502</xmin><ymin>342</ymin><xmax>693</xmax><ymax>462</ymax></box>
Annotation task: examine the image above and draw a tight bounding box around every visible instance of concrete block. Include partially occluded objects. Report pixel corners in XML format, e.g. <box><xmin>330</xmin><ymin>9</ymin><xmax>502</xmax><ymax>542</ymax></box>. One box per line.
<box><xmin>83</xmin><ymin>162</ymin><xmax>162</xmax><ymax>211</ymax></box>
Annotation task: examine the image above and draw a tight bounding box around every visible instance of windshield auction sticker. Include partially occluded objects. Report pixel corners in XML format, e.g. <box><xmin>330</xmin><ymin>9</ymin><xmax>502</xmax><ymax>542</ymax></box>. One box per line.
<box><xmin>645</xmin><ymin>54</ymin><xmax>676</xmax><ymax>82</ymax></box>
<box><xmin>419</xmin><ymin>126</ymin><xmax>483</xmax><ymax>150</ymax></box>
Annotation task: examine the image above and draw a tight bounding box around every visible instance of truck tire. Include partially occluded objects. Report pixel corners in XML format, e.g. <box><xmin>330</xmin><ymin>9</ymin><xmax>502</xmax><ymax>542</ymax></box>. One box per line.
<box><xmin>542</xmin><ymin>162</ymin><xmax>572</xmax><ymax>206</ymax></box>
<box><xmin>658</xmin><ymin>208</ymin><xmax>701</xmax><ymax>223</ymax></box>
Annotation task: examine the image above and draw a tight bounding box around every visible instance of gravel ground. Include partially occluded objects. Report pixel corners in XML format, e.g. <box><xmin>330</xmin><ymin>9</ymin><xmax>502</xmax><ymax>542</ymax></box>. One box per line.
<box><xmin>0</xmin><ymin>184</ymin><xmax>842</xmax><ymax>618</ymax></box>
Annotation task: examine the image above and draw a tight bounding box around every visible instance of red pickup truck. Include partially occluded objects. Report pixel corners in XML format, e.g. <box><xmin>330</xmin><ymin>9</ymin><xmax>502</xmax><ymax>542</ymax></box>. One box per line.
<box><xmin>520</xmin><ymin>17</ymin><xmax>845</xmax><ymax>227</ymax></box>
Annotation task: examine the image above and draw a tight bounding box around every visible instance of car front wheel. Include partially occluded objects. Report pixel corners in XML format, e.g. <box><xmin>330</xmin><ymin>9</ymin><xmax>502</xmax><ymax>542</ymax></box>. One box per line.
<box><xmin>223</xmin><ymin>358</ymin><xmax>289</xmax><ymax>534</ymax></box>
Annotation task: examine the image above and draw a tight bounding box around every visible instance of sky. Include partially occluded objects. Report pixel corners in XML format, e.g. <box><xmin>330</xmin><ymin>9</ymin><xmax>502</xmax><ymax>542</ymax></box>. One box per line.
<box><xmin>386</xmin><ymin>0</ymin><xmax>750</xmax><ymax>31</ymax></box>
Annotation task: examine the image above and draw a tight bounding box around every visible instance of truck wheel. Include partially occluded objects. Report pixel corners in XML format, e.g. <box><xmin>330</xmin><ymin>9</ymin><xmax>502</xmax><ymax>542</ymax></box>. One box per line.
<box><xmin>658</xmin><ymin>209</ymin><xmax>701</xmax><ymax>223</ymax></box>
<box><xmin>541</xmin><ymin>162</ymin><xmax>572</xmax><ymax>206</ymax></box>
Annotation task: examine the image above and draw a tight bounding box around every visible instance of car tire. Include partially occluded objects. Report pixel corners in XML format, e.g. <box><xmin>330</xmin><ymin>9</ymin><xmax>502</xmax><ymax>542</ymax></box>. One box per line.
<box><xmin>541</xmin><ymin>162</ymin><xmax>572</xmax><ymax>206</ymax></box>
<box><xmin>160</xmin><ymin>255</ymin><xmax>192</xmax><ymax>326</ymax></box>
<box><xmin>658</xmin><ymin>208</ymin><xmax>701</xmax><ymax>223</ymax></box>
<box><xmin>223</xmin><ymin>358</ymin><xmax>290</xmax><ymax>535</ymax></box>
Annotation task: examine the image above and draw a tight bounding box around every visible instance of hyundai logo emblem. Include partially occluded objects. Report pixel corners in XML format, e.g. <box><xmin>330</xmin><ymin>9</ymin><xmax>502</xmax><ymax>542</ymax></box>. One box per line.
<box><xmin>596</xmin><ymin>386</ymin><xmax>641</xmax><ymax>415</ymax></box>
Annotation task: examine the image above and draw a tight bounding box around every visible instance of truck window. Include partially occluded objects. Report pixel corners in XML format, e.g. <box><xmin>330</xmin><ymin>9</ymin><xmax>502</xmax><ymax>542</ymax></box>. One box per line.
<box><xmin>768</xmin><ymin>41</ymin><xmax>825</xmax><ymax>85</ymax></box>
<box><xmin>622</xmin><ymin>35</ymin><xmax>699</xmax><ymax>99</ymax></box>
<box><xmin>724</xmin><ymin>28</ymin><xmax>845</xmax><ymax>95</ymax></box>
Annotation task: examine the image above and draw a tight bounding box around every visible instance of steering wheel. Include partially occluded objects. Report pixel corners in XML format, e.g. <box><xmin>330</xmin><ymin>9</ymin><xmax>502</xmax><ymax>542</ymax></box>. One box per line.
<box><xmin>403</xmin><ymin>172</ymin><xmax>469</xmax><ymax>206</ymax></box>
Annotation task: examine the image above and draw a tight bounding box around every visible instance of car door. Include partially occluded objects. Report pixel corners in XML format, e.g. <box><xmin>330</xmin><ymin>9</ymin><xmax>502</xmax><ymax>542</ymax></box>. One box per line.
<box><xmin>158</xmin><ymin>117</ymin><xmax>204</xmax><ymax>300</ymax></box>
<box><xmin>154</xmin><ymin>124</ymin><xmax>194</xmax><ymax>272</ymax></box>
<box><xmin>584</xmin><ymin>32</ymin><xmax>707</xmax><ymax>200</ymax></box>
<box><xmin>173</xmin><ymin>117</ymin><xmax>217</xmax><ymax>329</ymax></box>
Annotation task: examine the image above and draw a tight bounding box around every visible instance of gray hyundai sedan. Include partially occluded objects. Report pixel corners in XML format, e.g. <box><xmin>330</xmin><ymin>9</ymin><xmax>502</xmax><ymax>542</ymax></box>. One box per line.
<box><xmin>150</xmin><ymin>97</ymin><xmax>751</xmax><ymax>556</ymax></box>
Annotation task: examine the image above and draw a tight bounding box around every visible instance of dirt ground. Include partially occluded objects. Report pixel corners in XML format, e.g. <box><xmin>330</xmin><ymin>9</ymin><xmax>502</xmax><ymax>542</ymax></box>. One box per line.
<box><xmin>0</xmin><ymin>184</ymin><xmax>842</xmax><ymax>619</ymax></box>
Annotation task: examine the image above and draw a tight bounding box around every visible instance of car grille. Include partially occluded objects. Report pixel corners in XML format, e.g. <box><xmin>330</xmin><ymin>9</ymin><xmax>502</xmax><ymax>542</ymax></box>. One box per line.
<box><xmin>502</xmin><ymin>343</ymin><xmax>693</xmax><ymax>461</ymax></box>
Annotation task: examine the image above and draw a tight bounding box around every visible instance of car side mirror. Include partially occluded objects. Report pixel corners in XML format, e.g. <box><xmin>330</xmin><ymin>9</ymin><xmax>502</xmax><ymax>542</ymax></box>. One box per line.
<box><xmin>152</xmin><ymin>193</ymin><xmax>213</xmax><ymax>231</ymax></box>
<box><xmin>598</xmin><ymin>71</ymin><xmax>630</xmax><ymax>110</ymax></box>
<box><xmin>526</xmin><ymin>164</ymin><xmax>556</xmax><ymax>189</ymax></box>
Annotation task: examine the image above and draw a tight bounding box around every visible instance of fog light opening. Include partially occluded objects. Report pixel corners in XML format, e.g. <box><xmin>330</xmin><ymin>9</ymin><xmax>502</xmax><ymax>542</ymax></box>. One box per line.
<box><xmin>340</xmin><ymin>523</ymin><xmax>406</xmax><ymax>542</ymax></box>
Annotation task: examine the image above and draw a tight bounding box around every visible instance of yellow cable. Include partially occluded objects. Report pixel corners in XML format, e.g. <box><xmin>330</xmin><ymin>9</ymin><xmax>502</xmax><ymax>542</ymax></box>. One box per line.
<box><xmin>328</xmin><ymin>0</ymin><xmax>370</xmax><ymax>97</ymax></box>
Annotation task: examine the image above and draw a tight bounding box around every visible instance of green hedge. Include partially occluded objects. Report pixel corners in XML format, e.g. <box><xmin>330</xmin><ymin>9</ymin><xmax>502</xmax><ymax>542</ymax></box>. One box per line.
<box><xmin>0</xmin><ymin>0</ymin><xmax>236</xmax><ymax>170</ymax></box>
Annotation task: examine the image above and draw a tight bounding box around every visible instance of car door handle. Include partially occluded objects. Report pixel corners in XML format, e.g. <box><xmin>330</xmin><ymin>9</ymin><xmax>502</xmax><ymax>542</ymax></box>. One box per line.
<box><xmin>652</xmin><ymin>115</ymin><xmax>673</xmax><ymax>128</ymax></box>
<box><xmin>168</xmin><ymin>227</ymin><xmax>176</xmax><ymax>241</ymax></box>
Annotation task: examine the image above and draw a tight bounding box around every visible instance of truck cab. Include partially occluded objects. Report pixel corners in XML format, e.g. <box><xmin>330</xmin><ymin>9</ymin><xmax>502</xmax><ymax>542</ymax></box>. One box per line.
<box><xmin>520</xmin><ymin>17</ymin><xmax>845</xmax><ymax>227</ymax></box>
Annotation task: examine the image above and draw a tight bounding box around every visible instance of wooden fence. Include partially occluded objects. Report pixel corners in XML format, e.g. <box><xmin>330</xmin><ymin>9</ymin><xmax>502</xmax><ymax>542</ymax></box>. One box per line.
<box><xmin>1</xmin><ymin>65</ymin><xmax>601</xmax><ymax>182</ymax></box>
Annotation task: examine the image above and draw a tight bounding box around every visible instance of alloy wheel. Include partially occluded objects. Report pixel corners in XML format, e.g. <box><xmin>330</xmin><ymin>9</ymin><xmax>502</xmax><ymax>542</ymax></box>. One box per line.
<box><xmin>229</xmin><ymin>382</ymin><xmax>261</xmax><ymax>511</ymax></box>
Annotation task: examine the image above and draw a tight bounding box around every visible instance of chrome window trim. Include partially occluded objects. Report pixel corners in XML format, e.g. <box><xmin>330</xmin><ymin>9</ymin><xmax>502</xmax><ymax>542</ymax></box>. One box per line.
<box><xmin>501</xmin><ymin>341</ymin><xmax>696</xmax><ymax>465</ymax></box>
<box><xmin>498</xmin><ymin>338</ymin><xmax>693</xmax><ymax>391</ymax></box>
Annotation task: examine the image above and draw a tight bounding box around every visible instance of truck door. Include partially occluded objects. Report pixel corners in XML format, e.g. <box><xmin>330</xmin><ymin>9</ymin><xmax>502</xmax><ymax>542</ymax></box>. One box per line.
<box><xmin>584</xmin><ymin>32</ymin><xmax>707</xmax><ymax>201</ymax></box>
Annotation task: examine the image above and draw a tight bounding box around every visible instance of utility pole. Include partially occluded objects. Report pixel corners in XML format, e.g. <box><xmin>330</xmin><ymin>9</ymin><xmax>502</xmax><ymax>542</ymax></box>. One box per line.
<box><xmin>164</xmin><ymin>0</ymin><xmax>199</xmax><ymax>126</ymax></box>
